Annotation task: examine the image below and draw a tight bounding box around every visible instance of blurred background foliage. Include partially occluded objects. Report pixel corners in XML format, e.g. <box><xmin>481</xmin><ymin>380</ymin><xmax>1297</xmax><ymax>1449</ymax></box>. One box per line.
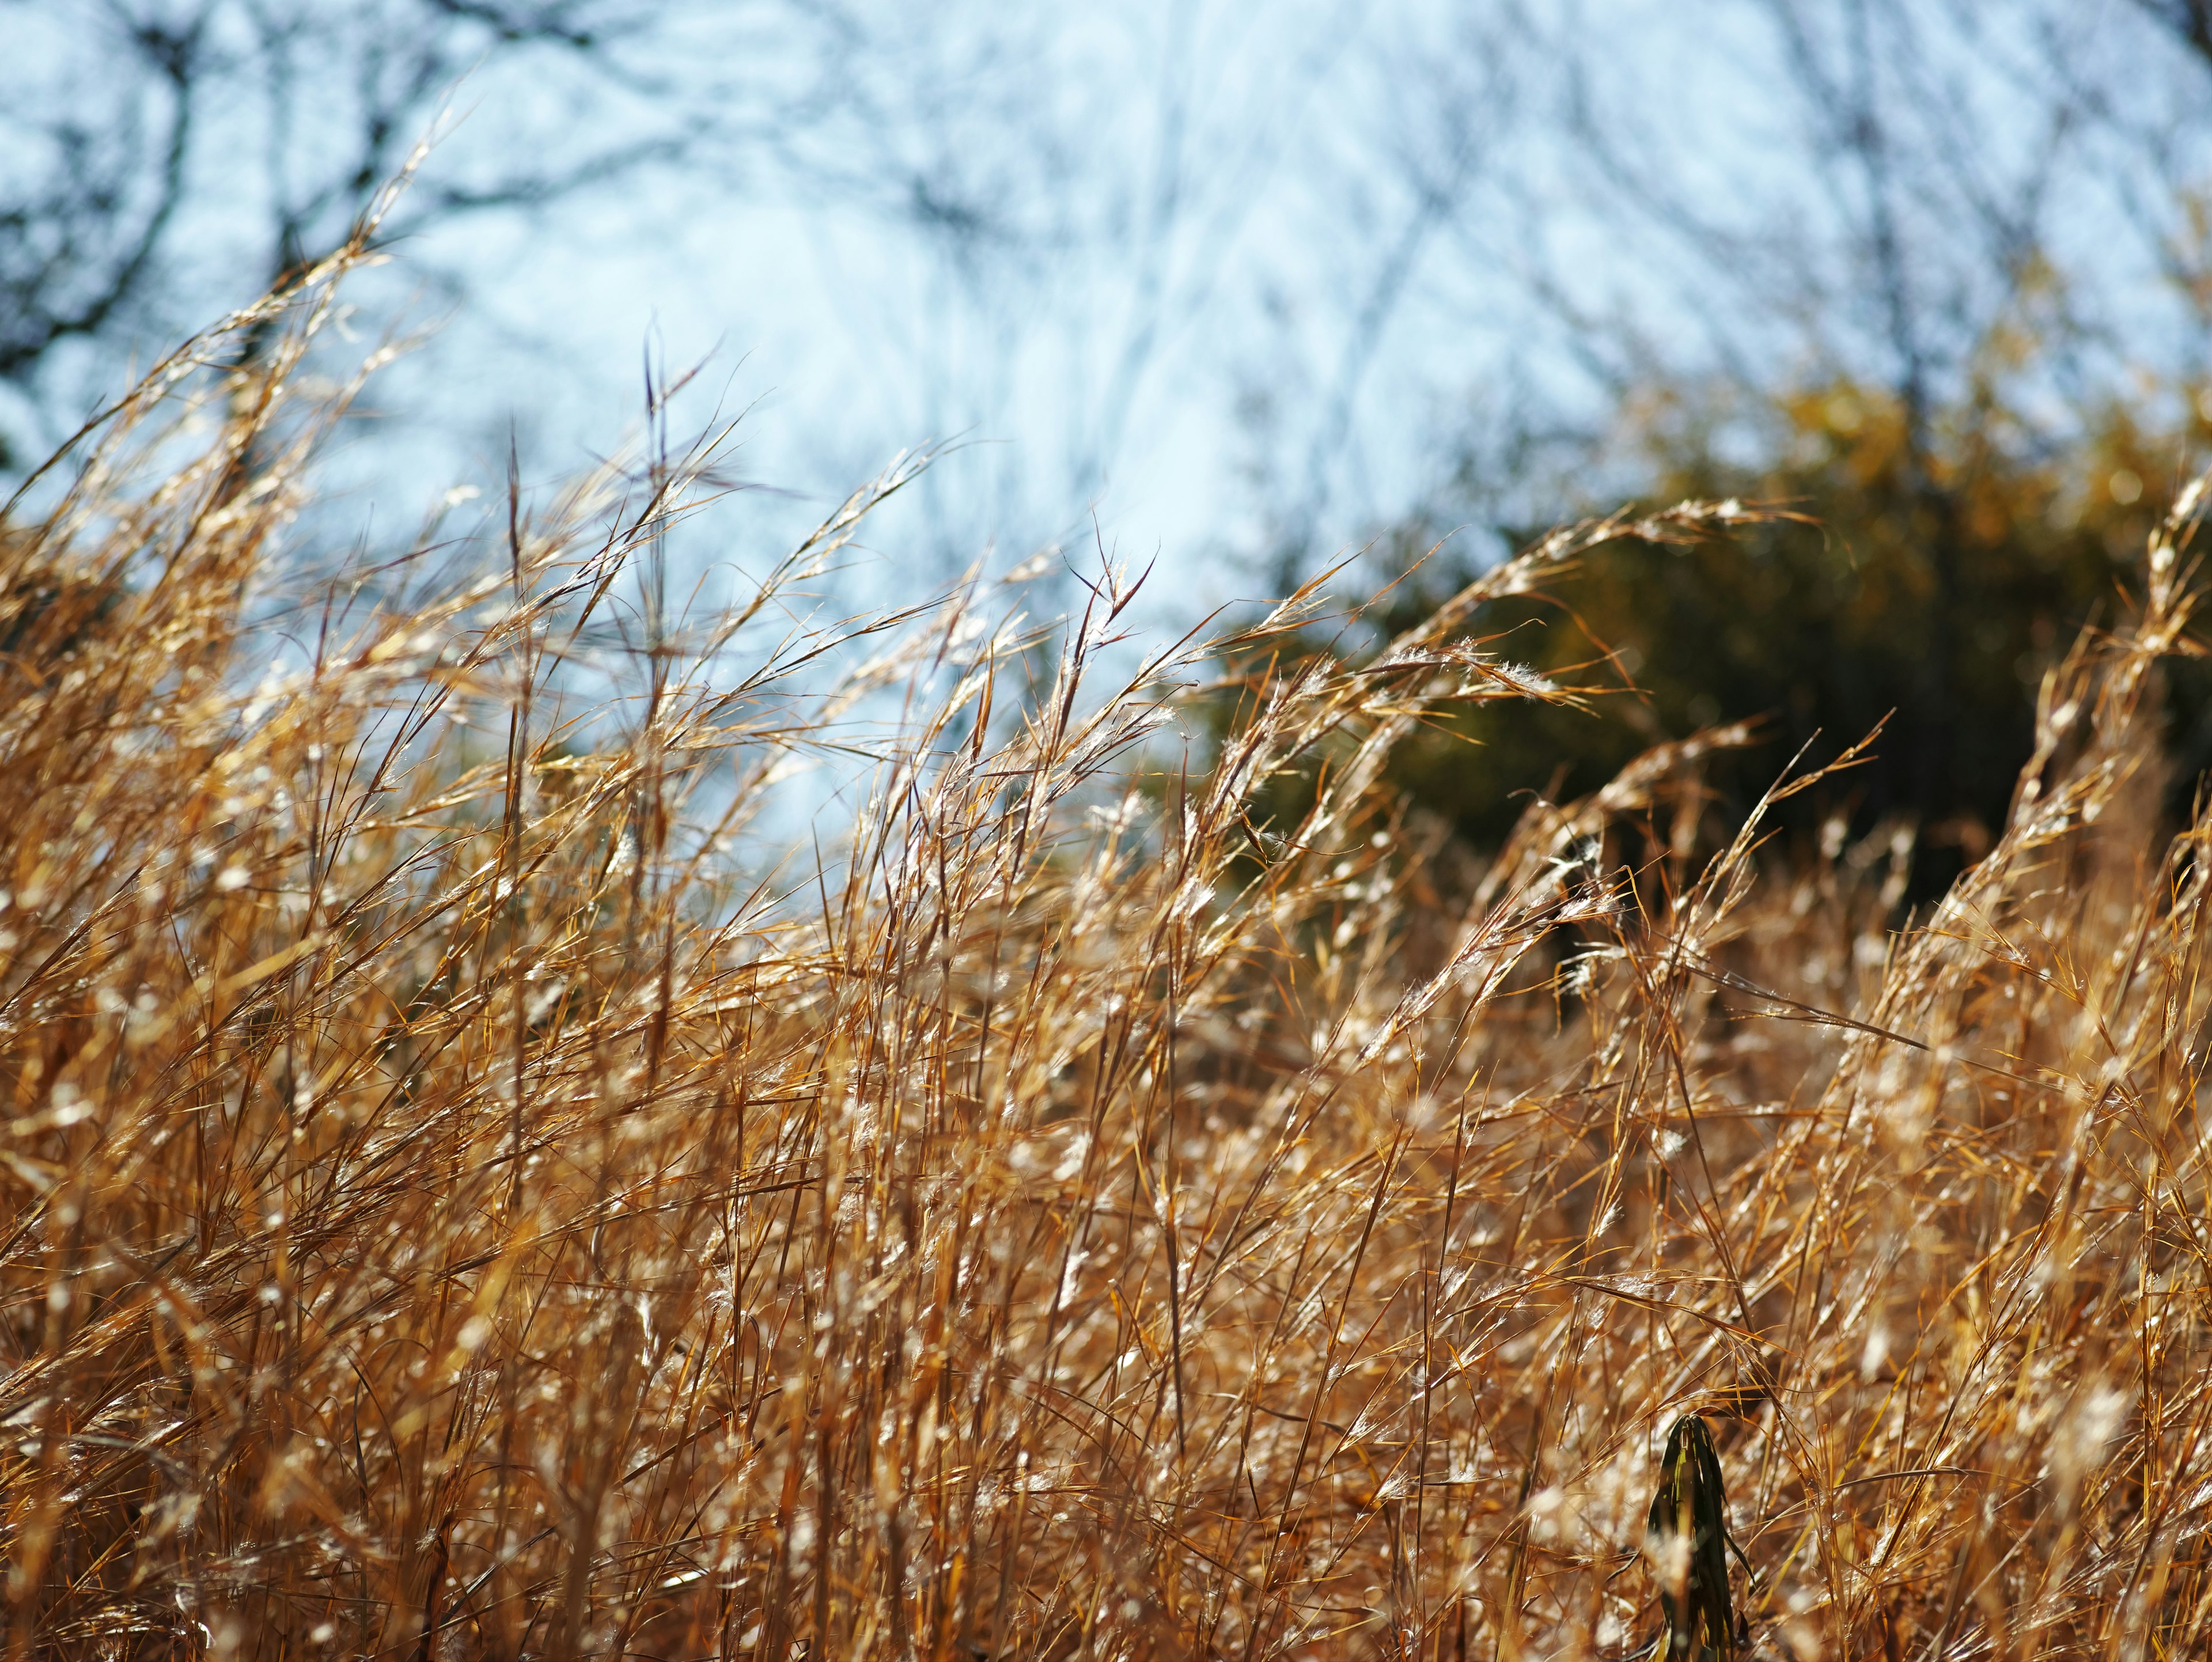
<box><xmin>1234</xmin><ymin>355</ymin><xmax>2212</xmax><ymax>895</ymax></box>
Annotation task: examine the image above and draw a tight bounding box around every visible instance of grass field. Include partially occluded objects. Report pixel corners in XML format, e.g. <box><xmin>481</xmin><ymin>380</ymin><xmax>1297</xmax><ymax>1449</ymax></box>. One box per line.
<box><xmin>6</xmin><ymin>233</ymin><xmax>2212</xmax><ymax>1661</ymax></box>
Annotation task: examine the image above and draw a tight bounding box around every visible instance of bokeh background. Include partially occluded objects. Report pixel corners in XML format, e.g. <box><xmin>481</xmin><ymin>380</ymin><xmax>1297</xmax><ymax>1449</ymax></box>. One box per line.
<box><xmin>8</xmin><ymin>0</ymin><xmax>2212</xmax><ymax>872</ymax></box>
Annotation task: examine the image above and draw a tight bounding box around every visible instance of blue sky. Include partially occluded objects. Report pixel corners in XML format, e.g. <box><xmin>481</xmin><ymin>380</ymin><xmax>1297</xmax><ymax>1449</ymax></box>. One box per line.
<box><xmin>7</xmin><ymin>0</ymin><xmax>2205</xmax><ymax>633</ymax></box>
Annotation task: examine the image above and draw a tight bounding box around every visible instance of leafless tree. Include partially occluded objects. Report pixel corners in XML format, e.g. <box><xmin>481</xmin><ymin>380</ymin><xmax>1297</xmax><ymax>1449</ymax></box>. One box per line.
<box><xmin>0</xmin><ymin>0</ymin><xmax>880</xmax><ymax>468</ymax></box>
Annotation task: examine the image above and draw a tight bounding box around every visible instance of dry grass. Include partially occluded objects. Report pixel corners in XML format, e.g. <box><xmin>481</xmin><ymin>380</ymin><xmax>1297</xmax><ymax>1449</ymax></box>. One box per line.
<box><xmin>7</xmin><ymin>234</ymin><xmax>2212</xmax><ymax>1662</ymax></box>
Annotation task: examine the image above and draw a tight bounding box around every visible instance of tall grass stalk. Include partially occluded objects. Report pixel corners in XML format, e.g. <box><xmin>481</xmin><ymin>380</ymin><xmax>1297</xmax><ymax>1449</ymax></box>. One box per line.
<box><xmin>5</xmin><ymin>238</ymin><xmax>2212</xmax><ymax>1661</ymax></box>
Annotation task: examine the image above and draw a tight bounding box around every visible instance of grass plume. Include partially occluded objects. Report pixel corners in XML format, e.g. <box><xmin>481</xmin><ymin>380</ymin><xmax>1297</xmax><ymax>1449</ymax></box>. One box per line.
<box><xmin>5</xmin><ymin>240</ymin><xmax>2212</xmax><ymax>1660</ymax></box>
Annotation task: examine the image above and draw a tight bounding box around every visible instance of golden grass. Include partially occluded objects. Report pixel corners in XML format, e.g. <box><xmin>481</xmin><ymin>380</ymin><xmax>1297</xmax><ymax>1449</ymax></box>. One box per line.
<box><xmin>6</xmin><ymin>234</ymin><xmax>2212</xmax><ymax>1662</ymax></box>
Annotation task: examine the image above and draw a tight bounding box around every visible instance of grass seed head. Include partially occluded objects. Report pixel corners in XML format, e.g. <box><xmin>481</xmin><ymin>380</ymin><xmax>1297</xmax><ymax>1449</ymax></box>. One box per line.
<box><xmin>3</xmin><ymin>242</ymin><xmax>2212</xmax><ymax>1661</ymax></box>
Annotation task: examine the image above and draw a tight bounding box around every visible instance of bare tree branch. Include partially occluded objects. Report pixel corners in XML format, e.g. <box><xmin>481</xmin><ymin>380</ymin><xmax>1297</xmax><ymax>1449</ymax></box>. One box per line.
<box><xmin>2132</xmin><ymin>0</ymin><xmax>2212</xmax><ymax>69</ymax></box>
<box><xmin>0</xmin><ymin>9</ymin><xmax>204</xmax><ymax>379</ymax></box>
<box><xmin>0</xmin><ymin>0</ymin><xmax>845</xmax><ymax>431</ymax></box>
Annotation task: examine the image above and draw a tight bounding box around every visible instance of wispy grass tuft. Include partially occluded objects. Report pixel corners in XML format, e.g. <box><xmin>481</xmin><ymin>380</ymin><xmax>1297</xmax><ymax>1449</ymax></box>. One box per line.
<box><xmin>5</xmin><ymin>236</ymin><xmax>2212</xmax><ymax>1661</ymax></box>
